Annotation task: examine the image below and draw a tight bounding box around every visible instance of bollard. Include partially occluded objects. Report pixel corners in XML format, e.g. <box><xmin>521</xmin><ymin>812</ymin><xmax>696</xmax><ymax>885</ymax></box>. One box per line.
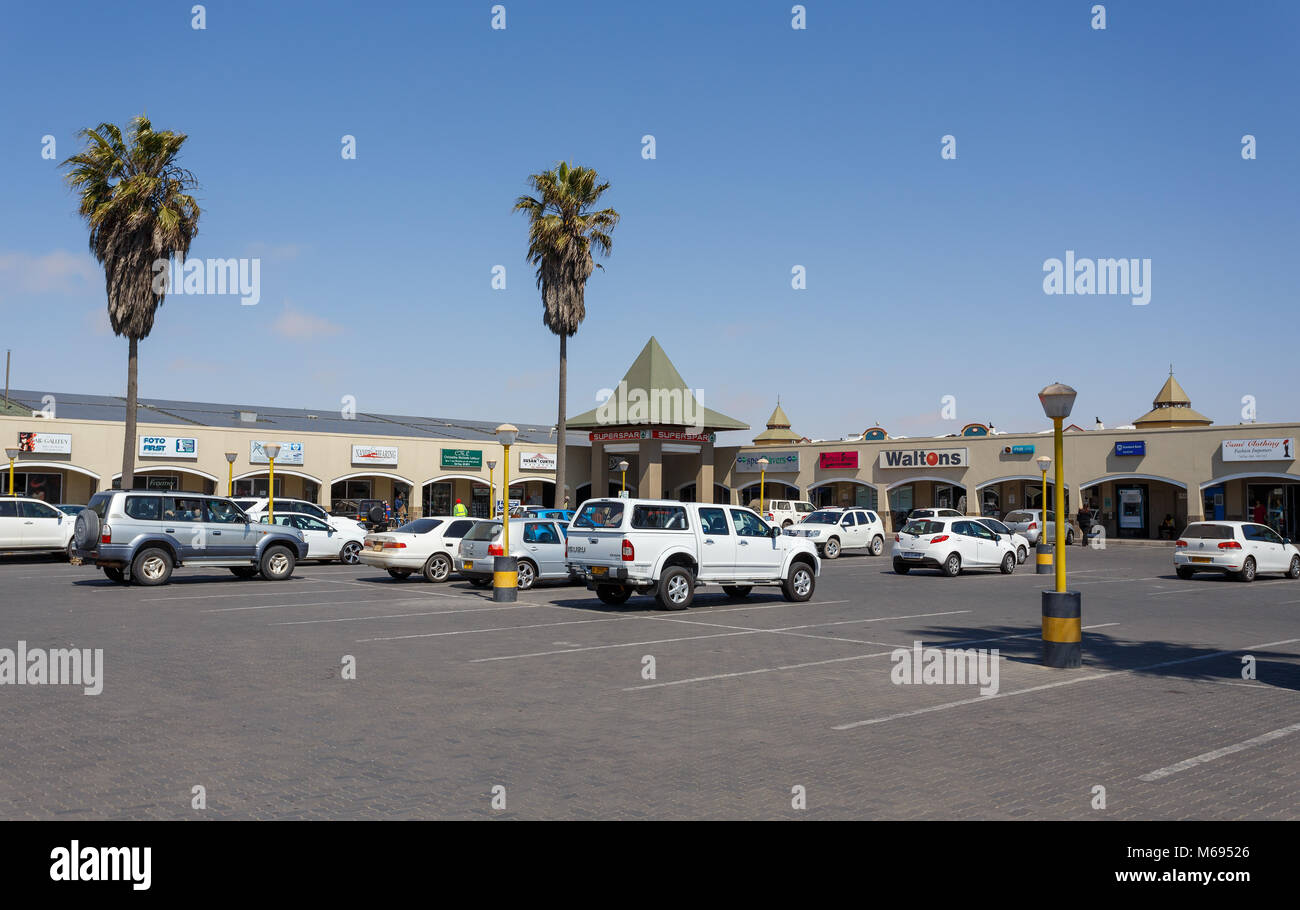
<box><xmin>1035</xmin><ymin>542</ymin><xmax>1054</xmax><ymax>575</ymax></box>
<box><xmin>492</xmin><ymin>555</ymin><xmax>518</xmax><ymax>602</ymax></box>
<box><xmin>1041</xmin><ymin>590</ymin><xmax>1082</xmax><ymax>668</ymax></box>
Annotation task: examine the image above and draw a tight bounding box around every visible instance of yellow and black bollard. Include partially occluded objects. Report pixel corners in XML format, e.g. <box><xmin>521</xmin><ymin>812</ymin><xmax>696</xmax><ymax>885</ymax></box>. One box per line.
<box><xmin>1035</xmin><ymin>542</ymin><xmax>1053</xmax><ymax>575</ymax></box>
<box><xmin>1041</xmin><ymin>590</ymin><xmax>1081</xmax><ymax>668</ymax></box>
<box><xmin>492</xmin><ymin>555</ymin><xmax>518</xmax><ymax>602</ymax></box>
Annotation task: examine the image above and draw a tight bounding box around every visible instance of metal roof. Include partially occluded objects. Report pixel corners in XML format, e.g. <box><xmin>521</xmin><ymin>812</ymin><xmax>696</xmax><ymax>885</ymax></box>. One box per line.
<box><xmin>2</xmin><ymin>389</ymin><xmax>589</xmax><ymax>446</ymax></box>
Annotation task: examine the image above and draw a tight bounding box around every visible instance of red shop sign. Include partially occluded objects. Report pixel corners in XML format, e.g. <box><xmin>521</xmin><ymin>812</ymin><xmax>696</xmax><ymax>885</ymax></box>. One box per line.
<box><xmin>819</xmin><ymin>451</ymin><xmax>858</xmax><ymax>470</ymax></box>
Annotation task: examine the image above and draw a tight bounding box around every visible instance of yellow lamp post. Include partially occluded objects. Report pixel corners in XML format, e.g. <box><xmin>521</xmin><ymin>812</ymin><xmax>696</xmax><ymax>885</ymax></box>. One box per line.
<box><xmin>263</xmin><ymin>443</ymin><xmax>281</xmax><ymax>522</ymax></box>
<box><xmin>5</xmin><ymin>448</ymin><xmax>19</xmax><ymax>495</ymax></box>
<box><xmin>1037</xmin><ymin>383</ymin><xmax>1080</xmax><ymax>668</ymax></box>
<box><xmin>493</xmin><ymin>425</ymin><xmax>518</xmax><ymax>602</ymax></box>
<box><xmin>225</xmin><ymin>452</ymin><xmax>237</xmax><ymax>497</ymax></box>
<box><xmin>618</xmin><ymin>459</ymin><xmax>629</xmax><ymax>496</ymax></box>
<box><xmin>758</xmin><ymin>456</ymin><xmax>770</xmax><ymax>514</ymax></box>
<box><xmin>487</xmin><ymin>459</ymin><xmax>497</xmax><ymax>519</ymax></box>
<box><xmin>1035</xmin><ymin>454</ymin><xmax>1052</xmax><ymax>575</ymax></box>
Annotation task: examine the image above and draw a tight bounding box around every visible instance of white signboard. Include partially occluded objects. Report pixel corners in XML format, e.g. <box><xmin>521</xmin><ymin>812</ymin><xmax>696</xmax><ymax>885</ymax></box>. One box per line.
<box><xmin>879</xmin><ymin>447</ymin><xmax>968</xmax><ymax>468</ymax></box>
<box><xmin>1221</xmin><ymin>438</ymin><xmax>1295</xmax><ymax>462</ymax></box>
<box><xmin>139</xmin><ymin>436</ymin><xmax>198</xmax><ymax>458</ymax></box>
<box><xmin>519</xmin><ymin>451</ymin><xmax>556</xmax><ymax>471</ymax></box>
<box><xmin>251</xmin><ymin>440</ymin><xmax>305</xmax><ymax>465</ymax></box>
<box><xmin>736</xmin><ymin>451</ymin><xmax>800</xmax><ymax>472</ymax></box>
<box><xmin>351</xmin><ymin>444</ymin><xmax>398</xmax><ymax>466</ymax></box>
<box><xmin>17</xmin><ymin>432</ymin><xmax>72</xmax><ymax>454</ymax></box>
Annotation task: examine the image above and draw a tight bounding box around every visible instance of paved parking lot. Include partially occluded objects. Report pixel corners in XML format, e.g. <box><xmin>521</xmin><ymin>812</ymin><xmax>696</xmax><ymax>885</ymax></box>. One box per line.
<box><xmin>1</xmin><ymin>545</ymin><xmax>1297</xmax><ymax>819</ymax></box>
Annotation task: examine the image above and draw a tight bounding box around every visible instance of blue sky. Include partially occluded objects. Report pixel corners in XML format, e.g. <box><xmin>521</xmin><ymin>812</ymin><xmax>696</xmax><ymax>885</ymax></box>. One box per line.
<box><xmin>1</xmin><ymin>0</ymin><xmax>1296</xmax><ymax>445</ymax></box>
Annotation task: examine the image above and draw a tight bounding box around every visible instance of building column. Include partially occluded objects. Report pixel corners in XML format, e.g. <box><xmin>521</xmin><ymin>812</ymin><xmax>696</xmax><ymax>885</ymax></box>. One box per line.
<box><xmin>965</xmin><ymin>477</ymin><xmax>981</xmax><ymax>516</ymax></box>
<box><xmin>696</xmin><ymin>441</ymin><xmax>714</xmax><ymax>504</ymax></box>
<box><xmin>1182</xmin><ymin>476</ymin><xmax>1204</xmax><ymax>523</ymax></box>
<box><xmin>592</xmin><ymin>441</ymin><xmax>608</xmax><ymax>499</ymax></box>
<box><xmin>638</xmin><ymin>438</ymin><xmax>663</xmax><ymax>500</ymax></box>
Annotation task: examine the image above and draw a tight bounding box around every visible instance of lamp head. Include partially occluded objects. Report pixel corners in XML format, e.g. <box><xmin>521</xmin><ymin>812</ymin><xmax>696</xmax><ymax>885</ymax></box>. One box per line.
<box><xmin>1036</xmin><ymin>454</ymin><xmax>1052</xmax><ymax>472</ymax></box>
<box><xmin>225</xmin><ymin>452</ymin><xmax>238</xmax><ymax>464</ymax></box>
<box><xmin>1037</xmin><ymin>382</ymin><xmax>1078</xmax><ymax>420</ymax></box>
<box><xmin>757</xmin><ymin>456</ymin><xmax>770</xmax><ymax>468</ymax></box>
<box><xmin>262</xmin><ymin>443</ymin><xmax>281</xmax><ymax>460</ymax></box>
<box><xmin>495</xmin><ymin>424</ymin><xmax>518</xmax><ymax>448</ymax></box>
<box><xmin>487</xmin><ymin>460</ymin><xmax>497</xmax><ymax>471</ymax></box>
<box><xmin>4</xmin><ymin>448</ymin><xmax>19</xmax><ymax>460</ymax></box>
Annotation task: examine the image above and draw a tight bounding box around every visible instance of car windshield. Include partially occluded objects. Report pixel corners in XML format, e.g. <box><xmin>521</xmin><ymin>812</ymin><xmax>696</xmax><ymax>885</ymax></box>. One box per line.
<box><xmin>1180</xmin><ymin>523</ymin><xmax>1234</xmax><ymax>540</ymax></box>
<box><xmin>902</xmin><ymin>520</ymin><xmax>945</xmax><ymax>537</ymax></box>
<box><xmin>464</xmin><ymin>521</ymin><xmax>503</xmax><ymax>541</ymax></box>
<box><xmin>392</xmin><ymin>519</ymin><xmax>442</xmax><ymax>535</ymax></box>
<box><xmin>233</xmin><ymin>500</ymin><xmax>257</xmax><ymax>510</ymax></box>
<box><xmin>574</xmin><ymin>502</ymin><xmax>624</xmax><ymax>529</ymax></box>
<box><xmin>805</xmin><ymin>510</ymin><xmax>841</xmax><ymax>524</ymax></box>
<box><xmin>981</xmin><ymin>519</ymin><xmax>1010</xmax><ymax>534</ymax></box>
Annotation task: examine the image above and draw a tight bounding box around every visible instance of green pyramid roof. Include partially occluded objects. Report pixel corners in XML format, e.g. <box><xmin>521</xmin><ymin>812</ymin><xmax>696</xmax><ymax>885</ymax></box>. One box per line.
<box><xmin>567</xmin><ymin>337</ymin><xmax>749</xmax><ymax>431</ymax></box>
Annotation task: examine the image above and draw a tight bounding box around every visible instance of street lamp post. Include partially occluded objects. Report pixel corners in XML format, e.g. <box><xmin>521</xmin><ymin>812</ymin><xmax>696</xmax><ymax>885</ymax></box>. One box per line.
<box><xmin>225</xmin><ymin>452</ymin><xmax>237</xmax><ymax>497</ymax></box>
<box><xmin>493</xmin><ymin>425</ymin><xmax>518</xmax><ymax>603</ymax></box>
<box><xmin>758</xmin><ymin>457</ymin><xmax>770</xmax><ymax>515</ymax></box>
<box><xmin>618</xmin><ymin>459</ymin><xmax>629</xmax><ymax>496</ymax></box>
<box><xmin>487</xmin><ymin>460</ymin><xmax>497</xmax><ymax>519</ymax></box>
<box><xmin>263</xmin><ymin>444</ymin><xmax>281</xmax><ymax>523</ymax></box>
<box><xmin>4</xmin><ymin>448</ymin><xmax>19</xmax><ymax>495</ymax></box>
<box><xmin>1037</xmin><ymin>382</ymin><xmax>1080</xmax><ymax>668</ymax></box>
<box><xmin>1035</xmin><ymin>454</ymin><xmax>1052</xmax><ymax>575</ymax></box>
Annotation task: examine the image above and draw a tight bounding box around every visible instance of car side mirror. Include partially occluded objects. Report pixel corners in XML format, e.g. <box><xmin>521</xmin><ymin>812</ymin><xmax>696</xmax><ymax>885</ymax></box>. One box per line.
<box><xmin>771</xmin><ymin>525</ymin><xmax>781</xmax><ymax>538</ymax></box>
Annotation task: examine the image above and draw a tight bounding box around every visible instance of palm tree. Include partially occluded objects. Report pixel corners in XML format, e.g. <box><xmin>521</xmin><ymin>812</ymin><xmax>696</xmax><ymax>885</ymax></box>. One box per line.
<box><xmin>514</xmin><ymin>162</ymin><xmax>619</xmax><ymax>507</ymax></box>
<box><xmin>62</xmin><ymin>116</ymin><xmax>200</xmax><ymax>490</ymax></box>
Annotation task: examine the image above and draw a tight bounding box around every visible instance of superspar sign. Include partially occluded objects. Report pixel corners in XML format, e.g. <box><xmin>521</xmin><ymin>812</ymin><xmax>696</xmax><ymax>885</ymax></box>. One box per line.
<box><xmin>879</xmin><ymin>447</ymin><xmax>968</xmax><ymax>469</ymax></box>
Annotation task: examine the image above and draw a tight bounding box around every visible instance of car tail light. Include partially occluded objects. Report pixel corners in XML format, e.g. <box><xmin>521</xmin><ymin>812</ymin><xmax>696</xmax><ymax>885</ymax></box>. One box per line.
<box><xmin>894</xmin><ymin>534</ymin><xmax>900</xmax><ymax>542</ymax></box>
<box><xmin>1175</xmin><ymin>539</ymin><xmax>1188</xmax><ymax>548</ymax></box>
<box><xmin>381</xmin><ymin>541</ymin><xmax>406</xmax><ymax>549</ymax></box>
<box><xmin>488</xmin><ymin>543</ymin><xmax>504</xmax><ymax>557</ymax></box>
<box><xmin>930</xmin><ymin>535</ymin><xmax>949</xmax><ymax>544</ymax></box>
<box><xmin>100</xmin><ymin>524</ymin><xmax>112</xmax><ymax>544</ymax></box>
<box><xmin>1028</xmin><ymin>522</ymin><xmax>1038</xmax><ymax>530</ymax></box>
<box><xmin>621</xmin><ymin>538</ymin><xmax>635</xmax><ymax>561</ymax></box>
<box><xmin>1218</xmin><ymin>541</ymin><xmax>1242</xmax><ymax>550</ymax></box>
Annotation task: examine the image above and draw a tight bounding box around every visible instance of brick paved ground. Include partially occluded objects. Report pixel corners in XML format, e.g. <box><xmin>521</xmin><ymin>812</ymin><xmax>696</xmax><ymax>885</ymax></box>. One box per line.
<box><xmin>0</xmin><ymin>544</ymin><xmax>1296</xmax><ymax>819</ymax></box>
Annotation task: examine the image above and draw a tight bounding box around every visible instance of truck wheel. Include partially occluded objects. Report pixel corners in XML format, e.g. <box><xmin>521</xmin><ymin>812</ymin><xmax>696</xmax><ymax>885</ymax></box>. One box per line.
<box><xmin>132</xmin><ymin>547</ymin><xmax>173</xmax><ymax>586</ymax></box>
<box><xmin>823</xmin><ymin>538</ymin><xmax>841</xmax><ymax>559</ymax></box>
<box><xmin>387</xmin><ymin>568</ymin><xmax>412</xmax><ymax>580</ymax></box>
<box><xmin>260</xmin><ymin>545</ymin><xmax>296</xmax><ymax>581</ymax></box>
<box><xmin>782</xmin><ymin>562</ymin><xmax>815</xmax><ymax>602</ymax></box>
<box><xmin>422</xmin><ymin>553</ymin><xmax>452</xmax><ymax>583</ymax></box>
<box><xmin>722</xmin><ymin>585</ymin><xmax>752</xmax><ymax>598</ymax></box>
<box><xmin>103</xmin><ymin>566</ymin><xmax>126</xmax><ymax>584</ymax></box>
<box><xmin>656</xmin><ymin>566</ymin><xmax>694</xmax><ymax>610</ymax></box>
<box><xmin>893</xmin><ymin>560</ymin><xmax>911</xmax><ymax>575</ymax></box>
<box><xmin>229</xmin><ymin>567</ymin><xmax>259</xmax><ymax>579</ymax></box>
<box><xmin>596</xmin><ymin>584</ymin><xmax>632</xmax><ymax>605</ymax></box>
<box><xmin>870</xmin><ymin>535</ymin><xmax>884</xmax><ymax>556</ymax></box>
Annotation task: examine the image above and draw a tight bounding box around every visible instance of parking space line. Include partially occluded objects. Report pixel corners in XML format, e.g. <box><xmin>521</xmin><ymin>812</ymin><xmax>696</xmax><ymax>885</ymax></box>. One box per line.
<box><xmin>299</xmin><ymin>576</ymin><xmax>469</xmax><ymax>597</ymax></box>
<box><xmin>1138</xmin><ymin>722</ymin><xmax>1300</xmax><ymax>782</ymax></box>
<box><xmin>832</xmin><ymin>636</ymin><xmax>1300</xmax><ymax>731</ymax></box>
<box><xmin>376</xmin><ymin>619</ymin><xmax>713</xmax><ymax>647</ymax></box>
<box><xmin>202</xmin><ymin>598</ymin><xmax>416</xmax><ymax>613</ymax></box>
<box><xmin>141</xmin><ymin>586</ymin><xmax>363</xmax><ymax>602</ymax></box>
<box><xmin>273</xmin><ymin>604</ymin><xmax>543</xmax><ymax>625</ymax></box>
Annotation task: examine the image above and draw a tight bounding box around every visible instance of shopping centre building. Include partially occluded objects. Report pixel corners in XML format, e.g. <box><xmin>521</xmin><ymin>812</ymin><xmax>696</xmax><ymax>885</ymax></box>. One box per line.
<box><xmin>4</xmin><ymin>338</ymin><xmax>1298</xmax><ymax>540</ymax></box>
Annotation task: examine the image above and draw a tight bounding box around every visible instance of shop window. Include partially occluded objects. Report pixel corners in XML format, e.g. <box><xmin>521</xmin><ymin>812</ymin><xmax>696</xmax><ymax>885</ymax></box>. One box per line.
<box><xmin>10</xmin><ymin>472</ymin><xmax>63</xmax><ymax>503</ymax></box>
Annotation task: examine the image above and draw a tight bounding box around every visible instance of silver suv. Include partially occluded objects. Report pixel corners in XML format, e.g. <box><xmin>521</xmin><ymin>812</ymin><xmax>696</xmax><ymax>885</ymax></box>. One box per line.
<box><xmin>73</xmin><ymin>489</ymin><xmax>308</xmax><ymax>586</ymax></box>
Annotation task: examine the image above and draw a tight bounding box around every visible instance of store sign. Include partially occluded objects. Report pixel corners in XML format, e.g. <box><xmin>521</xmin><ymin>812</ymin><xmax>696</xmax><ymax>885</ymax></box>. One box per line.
<box><xmin>819</xmin><ymin>451</ymin><xmax>859</xmax><ymax>470</ymax></box>
<box><xmin>519</xmin><ymin>451</ymin><xmax>556</xmax><ymax>471</ymax></box>
<box><xmin>351</xmin><ymin>444</ymin><xmax>398</xmax><ymax>465</ymax></box>
<box><xmin>441</xmin><ymin>448</ymin><xmax>483</xmax><ymax>469</ymax></box>
<box><xmin>879</xmin><ymin>447</ymin><xmax>967</xmax><ymax>468</ymax></box>
<box><xmin>590</xmin><ymin>430</ymin><xmax>649</xmax><ymax>442</ymax></box>
<box><xmin>651</xmin><ymin>430</ymin><xmax>715</xmax><ymax>443</ymax></box>
<box><xmin>1114</xmin><ymin>441</ymin><xmax>1146</xmax><ymax>457</ymax></box>
<box><xmin>736</xmin><ymin>451</ymin><xmax>799</xmax><ymax>472</ymax></box>
<box><xmin>1222</xmin><ymin>438</ymin><xmax>1295</xmax><ymax>462</ymax></box>
<box><xmin>17</xmin><ymin>432</ymin><xmax>72</xmax><ymax>454</ymax></box>
<box><xmin>250</xmin><ymin>440</ymin><xmax>304</xmax><ymax>465</ymax></box>
<box><xmin>139</xmin><ymin>436</ymin><xmax>198</xmax><ymax>458</ymax></box>
<box><xmin>1005</xmin><ymin>444</ymin><xmax>1035</xmax><ymax>455</ymax></box>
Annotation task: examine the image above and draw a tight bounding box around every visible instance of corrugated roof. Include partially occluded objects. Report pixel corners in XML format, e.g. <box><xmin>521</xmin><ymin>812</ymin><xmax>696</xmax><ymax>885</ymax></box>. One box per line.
<box><xmin>2</xmin><ymin>390</ymin><xmax>585</xmax><ymax>446</ymax></box>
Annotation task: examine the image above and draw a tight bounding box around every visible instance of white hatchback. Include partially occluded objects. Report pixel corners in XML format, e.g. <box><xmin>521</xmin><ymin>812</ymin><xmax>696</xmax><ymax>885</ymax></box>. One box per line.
<box><xmin>891</xmin><ymin>516</ymin><xmax>1018</xmax><ymax>576</ymax></box>
<box><xmin>1174</xmin><ymin>521</ymin><xmax>1300</xmax><ymax>582</ymax></box>
<box><xmin>790</xmin><ymin>508</ymin><xmax>886</xmax><ymax>558</ymax></box>
<box><xmin>359</xmin><ymin>516</ymin><xmax>480</xmax><ymax>582</ymax></box>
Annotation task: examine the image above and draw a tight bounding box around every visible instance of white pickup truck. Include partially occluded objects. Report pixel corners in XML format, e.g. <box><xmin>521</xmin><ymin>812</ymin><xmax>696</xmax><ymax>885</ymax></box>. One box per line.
<box><xmin>565</xmin><ymin>498</ymin><xmax>821</xmax><ymax>610</ymax></box>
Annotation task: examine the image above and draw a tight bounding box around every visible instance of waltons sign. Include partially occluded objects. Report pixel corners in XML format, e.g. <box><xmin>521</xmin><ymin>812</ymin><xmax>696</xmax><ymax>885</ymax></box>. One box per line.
<box><xmin>879</xmin><ymin>447</ymin><xmax>968</xmax><ymax>468</ymax></box>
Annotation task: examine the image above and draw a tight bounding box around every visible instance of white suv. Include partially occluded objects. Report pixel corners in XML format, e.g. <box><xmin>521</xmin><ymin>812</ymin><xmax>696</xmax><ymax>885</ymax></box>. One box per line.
<box><xmin>749</xmin><ymin>498</ymin><xmax>815</xmax><ymax>528</ymax></box>
<box><xmin>566</xmin><ymin>498</ymin><xmax>820</xmax><ymax>609</ymax></box>
<box><xmin>790</xmin><ymin>507</ymin><xmax>886</xmax><ymax>558</ymax></box>
<box><xmin>0</xmin><ymin>495</ymin><xmax>76</xmax><ymax>559</ymax></box>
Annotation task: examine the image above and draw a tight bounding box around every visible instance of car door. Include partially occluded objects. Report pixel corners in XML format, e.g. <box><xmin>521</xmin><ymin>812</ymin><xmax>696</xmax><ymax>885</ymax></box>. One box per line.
<box><xmin>972</xmin><ymin>521</ymin><xmax>1004</xmax><ymax>566</ymax></box>
<box><xmin>521</xmin><ymin>521</ymin><xmax>565</xmax><ymax>578</ymax></box>
<box><xmin>18</xmin><ymin>500</ymin><xmax>65</xmax><ymax>547</ymax></box>
<box><xmin>161</xmin><ymin>496</ymin><xmax>207</xmax><ymax>559</ymax></box>
<box><xmin>0</xmin><ymin>500</ymin><xmax>20</xmax><ymax>548</ymax></box>
<box><xmin>730</xmin><ymin>508</ymin><xmax>782</xmax><ymax>577</ymax></box>
<box><xmin>862</xmin><ymin>511</ymin><xmax>882</xmax><ymax>545</ymax></box>
<box><xmin>696</xmin><ymin>506</ymin><xmax>738</xmax><ymax>581</ymax></box>
<box><xmin>438</xmin><ymin>519</ymin><xmax>475</xmax><ymax>560</ymax></box>
<box><xmin>1246</xmin><ymin>524</ymin><xmax>1285</xmax><ymax>572</ymax></box>
<box><xmin>853</xmin><ymin>511</ymin><xmax>875</xmax><ymax>548</ymax></box>
<box><xmin>950</xmin><ymin>521</ymin><xmax>984</xmax><ymax>566</ymax></box>
<box><xmin>295</xmin><ymin>515</ymin><xmax>338</xmax><ymax>559</ymax></box>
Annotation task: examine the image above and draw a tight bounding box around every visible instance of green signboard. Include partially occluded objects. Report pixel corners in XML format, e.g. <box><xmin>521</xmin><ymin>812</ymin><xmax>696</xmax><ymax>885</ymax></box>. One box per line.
<box><xmin>441</xmin><ymin>448</ymin><xmax>483</xmax><ymax>469</ymax></box>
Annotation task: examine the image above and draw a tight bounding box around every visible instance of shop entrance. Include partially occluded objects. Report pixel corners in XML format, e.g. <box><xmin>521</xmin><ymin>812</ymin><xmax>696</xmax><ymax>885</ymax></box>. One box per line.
<box><xmin>1246</xmin><ymin>482</ymin><xmax>1300</xmax><ymax>539</ymax></box>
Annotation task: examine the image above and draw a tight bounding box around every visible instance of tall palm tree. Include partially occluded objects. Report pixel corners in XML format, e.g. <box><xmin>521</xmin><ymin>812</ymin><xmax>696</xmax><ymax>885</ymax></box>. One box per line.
<box><xmin>62</xmin><ymin>116</ymin><xmax>200</xmax><ymax>490</ymax></box>
<box><xmin>514</xmin><ymin>162</ymin><xmax>619</xmax><ymax>506</ymax></box>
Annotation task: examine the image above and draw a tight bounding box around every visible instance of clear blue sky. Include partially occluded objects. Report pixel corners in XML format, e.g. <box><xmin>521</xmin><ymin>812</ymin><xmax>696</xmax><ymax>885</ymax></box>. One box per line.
<box><xmin>1</xmin><ymin>1</ymin><xmax>1296</xmax><ymax>445</ymax></box>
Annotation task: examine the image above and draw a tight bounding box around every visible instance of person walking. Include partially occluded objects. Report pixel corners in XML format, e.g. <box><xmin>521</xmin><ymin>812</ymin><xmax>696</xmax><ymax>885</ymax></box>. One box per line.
<box><xmin>453</xmin><ymin>498</ymin><xmax>468</xmax><ymax>517</ymax></box>
<box><xmin>1076</xmin><ymin>502</ymin><xmax>1092</xmax><ymax>546</ymax></box>
<box><xmin>394</xmin><ymin>493</ymin><xmax>406</xmax><ymax>521</ymax></box>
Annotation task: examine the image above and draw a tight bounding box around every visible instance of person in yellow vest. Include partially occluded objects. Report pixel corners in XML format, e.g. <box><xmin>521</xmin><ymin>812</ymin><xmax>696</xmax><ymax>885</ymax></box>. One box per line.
<box><xmin>453</xmin><ymin>499</ymin><xmax>468</xmax><ymax>517</ymax></box>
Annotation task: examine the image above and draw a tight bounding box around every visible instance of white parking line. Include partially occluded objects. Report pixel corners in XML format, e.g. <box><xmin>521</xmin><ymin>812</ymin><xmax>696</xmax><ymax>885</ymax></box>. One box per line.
<box><xmin>273</xmin><ymin>604</ymin><xmax>542</xmax><ymax>625</ymax></box>
<box><xmin>142</xmin><ymin>586</ymin><xmax>363</xmax><ymax>602</ymax></box>
<box><xmin>299</xmin><ymin>576</ymin><xmax>469</xmax><ymax>597</ymax></box>
<box><xmin>202</xmin><ymin>598</ymin><xmax>423</xmax><ymax>613</ymax></box>
<box><xmin>832</xmin><ymin>636</ymin><xmax>1300</xmax><ymax>730</ymax></box>
<box><xmin>367</xmin><ymin>617</ymin><xmax>681</xmax><ymax>645</ymax></box>
<box><xmin>1139</xmin><ymin>722</ymin><xmax>1300</xmax><ymax>782</ymax></box>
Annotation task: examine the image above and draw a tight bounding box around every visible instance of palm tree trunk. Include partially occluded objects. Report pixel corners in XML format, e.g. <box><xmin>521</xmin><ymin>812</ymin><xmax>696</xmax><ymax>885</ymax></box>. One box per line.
<box><xmin>121</xmin><ymin>336</ymin><xmax>138</xmax><ymax>490</ymax></box>
<box><xmin>555</xmin><ymin>333</ymin><xmax>567</xmax><ymax>508</ymax></box>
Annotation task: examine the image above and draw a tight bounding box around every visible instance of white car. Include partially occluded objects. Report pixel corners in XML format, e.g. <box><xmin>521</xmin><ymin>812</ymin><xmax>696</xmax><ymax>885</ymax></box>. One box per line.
<box><xmin>234</xmin><ymin>497</ymin><xmax>368</xmax><ymax>539</ymax></box>
<box><xmin>749</xmin><ymin>498</ymin><xmax>815</xmax><ymax>528</ymax></box>
<box><xmin>790</xmin><ymin>507</ymin><xmax>886</xmax><ymax>558</ymax></box>
<box><xmin>972</xmin><ymin>516</ymin><xmax>1031</xmax><ymax>565</ymax></box>
<box><xmin>258</xmin><ymin>513</ymin><xmax>366</xmax><ymax>565</ymax></box>
<box><xmin>358</xmin><ymin>516</ymin><xmax>479</xmax><ymax>582</ymax></box>
<box><xmin>457</xmin><ymin>518</ymin><xmax>573</xmax><ymax>591</ymax></box>
<box><xmin>891</xmin><ymin>516</ymin><xmax>1018</xmax><ymax>576</ymax></box>
<box><xmin>0</xmin><ymin>495</ymin><xmax>76</xmax><ymax>560</ymax></box>
<box><xmin>1174</xmin><ymin>521</ymin><xmax>1300</xmax><ymax>582</ymax></box>
<box><xmin>1002</xmin><ymin>509</ymin><xmax>1075</xmax><ymax>546</ymax></box>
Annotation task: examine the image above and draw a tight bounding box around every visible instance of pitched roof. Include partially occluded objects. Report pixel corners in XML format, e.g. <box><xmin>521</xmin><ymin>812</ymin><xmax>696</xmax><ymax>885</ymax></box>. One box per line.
<box><xmin>1152</xmin><ymin>373</ymin><xmax>1191</xmax><ymax>407</ymax></box>
<box><xmin>753</xmin><ymin>401</ymin><xmax>801</xmax><ymax>444</ymax></box>
<box><xmin>1134</xmin><ymin>369</ymin><xmax>1211</xmax><ymax>426</ymax></box>
<box><xmin>567</xmin><ymin>337</ymin><xmax>748</xmax><ymax>431</ymax></box>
